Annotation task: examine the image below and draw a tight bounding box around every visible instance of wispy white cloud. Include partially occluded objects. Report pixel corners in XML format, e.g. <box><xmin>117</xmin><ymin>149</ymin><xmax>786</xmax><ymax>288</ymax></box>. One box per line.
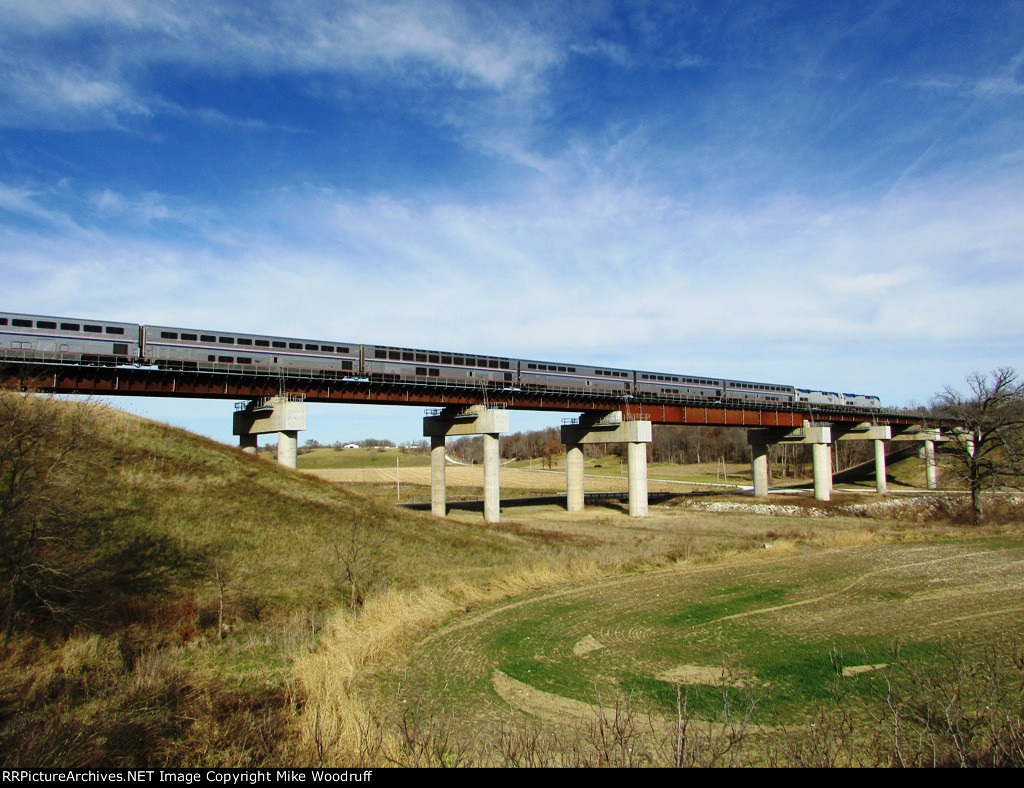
<box><xmin>0</xmin><ymin>0</ymin><xmax>563</xmax><ymax>132</ymax></box>
<box><xmin>4</xmin><ymin>168</ymin><xmax>1021</xmax><ymax>405</ymax></box>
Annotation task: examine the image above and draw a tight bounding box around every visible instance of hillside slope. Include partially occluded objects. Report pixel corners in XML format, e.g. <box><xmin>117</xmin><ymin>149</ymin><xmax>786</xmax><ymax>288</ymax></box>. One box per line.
<box><xmin>0</xmin><ymin>394</ymin><xmax>556</xmax><ymax>767</ymax></box>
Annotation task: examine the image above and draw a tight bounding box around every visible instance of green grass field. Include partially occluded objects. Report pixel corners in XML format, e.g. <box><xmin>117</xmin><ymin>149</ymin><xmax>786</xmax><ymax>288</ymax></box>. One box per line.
<box><xmin>398</xmin><ymin>536</ymin><xmax>1024</xmax><ymax>741</ymax></box>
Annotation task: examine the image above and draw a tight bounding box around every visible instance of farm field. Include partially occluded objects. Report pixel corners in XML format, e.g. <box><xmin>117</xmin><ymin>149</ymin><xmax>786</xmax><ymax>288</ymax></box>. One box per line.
<box><xmin>386</xmin><ymin>535</ymin><xmax>1024</xmax><ymax>764</ymax></box>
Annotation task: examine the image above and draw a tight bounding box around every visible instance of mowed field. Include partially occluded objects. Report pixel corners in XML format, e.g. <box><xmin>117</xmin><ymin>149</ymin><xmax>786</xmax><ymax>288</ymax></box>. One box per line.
<box><xmin>397</xmin><ymin>536</ymin><xmax>1024</xmax><ymax>733</ymax></box>
<box><xmin>305</xmin><ymin>465</ymin><xmax>688</xmax><ymax>492</ymax></box>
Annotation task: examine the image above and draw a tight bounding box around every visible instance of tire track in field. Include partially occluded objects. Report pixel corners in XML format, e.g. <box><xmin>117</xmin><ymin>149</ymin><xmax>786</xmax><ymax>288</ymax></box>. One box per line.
<box><xmin>715</xmin><ymin>549</ymin><xmax>1008</xmax><ymax>625</ymax></box>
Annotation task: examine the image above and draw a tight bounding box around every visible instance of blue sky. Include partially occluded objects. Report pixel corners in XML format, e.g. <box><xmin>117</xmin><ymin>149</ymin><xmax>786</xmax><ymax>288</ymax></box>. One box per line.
<box><xmin>3</xmin><ymin>1</ymin><xmax>1023</xmax><ymax>445</ymax></box>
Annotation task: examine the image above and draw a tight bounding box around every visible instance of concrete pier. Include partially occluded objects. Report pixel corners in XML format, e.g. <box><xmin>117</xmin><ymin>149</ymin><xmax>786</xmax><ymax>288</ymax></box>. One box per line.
<box><xmin>811</xmin><ymin>442</ymin><xmax>832</xmax><ymax>501</ymax></box>
<box><xmin>874</xmin><ymin>439</ymin><xmax>887</xmax><ymax>494</ymax></box>
<box><xmin>748</xmin><ymin>422</ymin><xmax>832</xmax><ymax>501</ymax></box>
<box><xmin>278</xmin><ymin>430</ymin><xmax>298</xmax><ymax>469</ymax></box>
<box><xmin>239</xmin><ymin>434</ymin><xmax>258</xmax><ymax>454</ymax></box>
<box><xmin>565</xmin><ymin>443</ymin><xmax>585</xmax><ymax>512</ymax></box>
<box><xmin>749</xmin><ymin>435</ymin><xmax>770</xmax><ymax>498</ymax></box>
<box><xmin>482</xmin><ymin>432</ymin><xmax>501</xmax><ymax>523</ymax></box>
<box><xmin>627</xmin><ymin>440</ymin><xmax>649</xmax><ymax>517</ymax></box>
<box><xmin>892</xmin><ymin>427</ymin><xmax>944</xmax><ymax>490</ymax></box>
<box><xmin>561</xmin><ymin>412</ymin><xmax>653</xmax><ymax>517</ymax></box>
<box><xmin>924</xmin><ymin>440</ymin><xmax>937</xmax><ymax>490</ymax></box>
<box><xmin>424</xmin><ymin>405</ymin><xmax>509</xmax><ymax>523</ymax></box>
<box><xmin>233</xmin><ymin>395</ymin><xmax>307</xmax><ymax>469</ymax></box>
<box><xmin>430</xmin><ymin>435</ymin><xmax>446</xmax><ymax>517</ymax></box>
<box><xmin>832</xmin><ymin>423</ymin><xmax>892</xmax><ymax>495</ymax></box>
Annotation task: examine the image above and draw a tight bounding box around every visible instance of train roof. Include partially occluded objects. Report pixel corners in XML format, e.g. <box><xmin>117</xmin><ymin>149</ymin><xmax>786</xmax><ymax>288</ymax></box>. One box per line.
<box><xmin>145</xmin><ymin>324</ymin><xmax>359</xmax><ymax>347</ymax></box>
<box><xmin>1</xmin><ymin>311</ymin><xmax>139</xmax><ymax>329</ymax></box>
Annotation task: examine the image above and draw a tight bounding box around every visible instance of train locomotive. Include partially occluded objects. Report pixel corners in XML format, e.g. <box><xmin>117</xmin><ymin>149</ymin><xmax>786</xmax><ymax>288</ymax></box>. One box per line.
<box><xmin>0</xmin><ymin>310</ymin><xmax>882</xmax><ymax>411</ymax></box>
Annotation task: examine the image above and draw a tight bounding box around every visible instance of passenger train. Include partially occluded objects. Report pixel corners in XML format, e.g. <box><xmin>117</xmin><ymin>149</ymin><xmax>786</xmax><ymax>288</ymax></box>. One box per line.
<box><xmin>0</xmin><ymin>311</ymin><xmax>882</xmax><ymax>411</ymax></box>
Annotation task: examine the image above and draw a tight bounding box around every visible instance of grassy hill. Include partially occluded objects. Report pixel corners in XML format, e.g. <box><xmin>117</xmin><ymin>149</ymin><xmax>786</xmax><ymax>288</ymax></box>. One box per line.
<box><xmin>0</xmin><ymin>394</ymin><xmax>576</xmax><ymax>767</ymax></box>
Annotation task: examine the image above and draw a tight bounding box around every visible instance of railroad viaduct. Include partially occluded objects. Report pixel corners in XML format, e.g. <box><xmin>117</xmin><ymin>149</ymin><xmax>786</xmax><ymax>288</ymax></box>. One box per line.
<box><xmin>0</xmin><ymin>359</ymin><xmax>956</xmax><ymax>523</ymax></box>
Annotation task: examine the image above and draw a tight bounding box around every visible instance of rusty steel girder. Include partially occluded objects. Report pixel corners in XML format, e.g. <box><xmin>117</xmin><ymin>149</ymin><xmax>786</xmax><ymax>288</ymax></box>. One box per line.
<box><xmin>0</xmin><ymin>361</ymin><xmax>933</xmax><ymax>427</ymax></box>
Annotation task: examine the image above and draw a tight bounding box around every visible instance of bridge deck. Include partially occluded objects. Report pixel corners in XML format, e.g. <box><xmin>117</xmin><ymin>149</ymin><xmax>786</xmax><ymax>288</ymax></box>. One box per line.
<box><xmin>0</xmin><ymin>358</ymin><xmax>940</xmax><ymax>428</ymax></box>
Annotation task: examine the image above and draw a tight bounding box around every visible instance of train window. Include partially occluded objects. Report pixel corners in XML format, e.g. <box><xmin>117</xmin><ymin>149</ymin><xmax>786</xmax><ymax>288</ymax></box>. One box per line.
<box><xmin>201</xmin><ymin>335</ymin><xmax>216</xmax><ymax>342</ymax></box>
<box><xmin>218</xmin><ymin>356</ymin><xmax>233</xmax><ymax>363</ymax></box>
<box><xmin>105</xmin><ymin>327</ymin><xmax>125</xmax><ymax>335</ymax></box>
<box><xmin>453</xmin><ymin>357</ymin><xmax>464</xmax><ymax>365</ymax></box>
<box><xmin>538</xmin><ymin>364</ymin><xmax>547</xmax><ymax>371</ymax></box>
<box><xmin>12</xmin><ymin>319</ymin><xmax>32</xmax><ymax>327</ymax></box>
<box><xmin>337</xmin><ymin>347</ymin><xmax>350</xmax><ymax>353</ymax></box>
<box><xmin>0</xmin><ymin>318</ymin><xmax>7</xmax><ymax>325</ymax></box>
<box><xmin>557</xmin><ymin>366</ymin><xmax>566</xmax><ymax>372</ymax></box>
<box><xmin>500</xmin><ymin>361</ymin><xmax>510</xmax><ymax>369</ymax></box>
<box><xmin>429</xmin><ymin>354</ymin><xmax>439</xmax><ymax>363</ymax></box>
<box><xmin>441</xmin><ymin>356</ymin><xmax>451</xmax><ymax>364</ymax></box>
<box><xmin>527</xmin><ymin>363</ymin><xmax>536</xmax><ymax>369</ymax></box>
<box><xmin>320</xmin><ymin>345</ymin><xmax>333</xmax><ymax>352</ymax></box>
<box><xmin>490</xmin><ymin>360</ymin><xmax>499</xmax><ymax>369</ymax></box>
<box><xmin>272</xmin><ymin>341</ymin><xmax>286</xmax><ymax>348</ymax></box>
<box><xmin>219</xmin><ymin>336</ymin><xmax>235</xmax><ymax>344</ymax></box>
<box><xmin>36</xmin><ymin>321</ymin><xmax>57</xmax><ymax>329</ymax></box>
<box><xmin>289</xmin><ymin>343</ymin><xmax>302</xmax><ymax>349</ymax></box>
<box><xmin>429</xmin><ymin>368</ymin><xmax>440</xmax><ymax>377</ymax></box>
<box><xmin>568</xmin><ymin>367</ymin><xmax>575</xmax><ymax>373</ymax></box>
<box><xmin>61</xmin><ymin>323</ymin><xmax>80</xmax><ymax>331</ymax></box>
<box><xmin>416</xmin><ymin>353</ymin><xmax>426</xmax><ymax>362</ymax></box>
<box><xmin>207</xmin><ymin>355</ymin><xmax>215</xmax><ymax>361</ymax></box>
<box><xmin>415</xmin><ymin>367</ymin><xmax>427</xmax><ymax>376</ymax></box>
<box><xmin>305</xmin><ymin>344</ymin><xmax>318</xmax><ymax>351</ymax></box>
<box><xmin>84</xmin><ymin>324</ymin><xmax>102</xmax><ymax>333</ymax></box>
<box><xmin>160</xmin><ymin>331</ymin><xmax>178</xmax><ymax>339</ymax></box>
<box><xmin>373</xmin><ymin>348</ymin><xmax>386</xmax><ymax>358</ymax></box>
<box><xmin>342</xmin><ymin>361</ymin><xmax>353</xmax><ymax>371</ymax></box>
<box><xmin>236</xmin><ymin>357</ymin><xmax>252</xmax><ymax>364</ymax></box>
<box><xmin>255</xmin><ymin>340</ymin><xmax>270</xmax><ymax>347</ymax></box>
<box><xmin>389</xmin><ymin>351</ymin><xmax>400</xmax><ymax>360</ymax></box>
<box><xmin>113</xmin><ymin>343</ymin><xmax>128</xmax><ymax>355</ymax></box>
<box><xmin>182</xmin><ymin>333</ymin><xmax>198</xmax><ymax>341</ymax></box>
<box><xmin>402</xmin><ymin>352</ymin><xmax>413</xmax><ymax>361</ymax></box>
<box><xmin>237</xmin><ymin>338</ymin><xmax>253</xmax><ymax>346</ymax></box>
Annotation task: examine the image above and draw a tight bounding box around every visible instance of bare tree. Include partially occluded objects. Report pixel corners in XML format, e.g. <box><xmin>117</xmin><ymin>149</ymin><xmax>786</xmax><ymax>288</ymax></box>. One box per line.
<box><xmin>328</xmin><ymin>508</ymin><xmax>388</xmax><ymax>609</ymax></box>
<box><xmin>931</xmin><ymin>367</ymin><xmax>1024</xmax><ymax>523</ymax></box>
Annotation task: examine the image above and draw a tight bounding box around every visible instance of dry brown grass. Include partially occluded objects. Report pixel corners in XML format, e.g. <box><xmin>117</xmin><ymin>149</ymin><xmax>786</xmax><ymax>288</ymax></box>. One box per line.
<box><xmin>292</xmin><ymin>557</ymin><xmax>618</xmax><ymax>765</ymax></box>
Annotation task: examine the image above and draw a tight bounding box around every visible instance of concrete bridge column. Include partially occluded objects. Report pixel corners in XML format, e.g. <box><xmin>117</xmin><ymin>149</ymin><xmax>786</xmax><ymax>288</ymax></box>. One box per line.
<box><xmin>891</xmin><ymin>427</ymin><xmax>944</xmax><ymax>492</ymax></box>
<box><xmin>627</xmin><ymin>440</ymin><xmax>649</xmax><ymax>517</ymax></box>
<box><xmin>277</xmin><ymin>430</ymin><xmax>299</xmax><ymax>470</ymax></box>
<box><xmin>749</xmin><ymin>436</ymin><xmax>769</xmax><ymax>498</ymax></box>
<box><xmin>561</xmin><ymin>412</ymin><xmax>653</xmax><ymax>517</ymax></box>
<box><xmin>565</xmin><ymin>443</ymin><xmax>585</xmax><ymax>512</ymax></box>
<box><xmin>924</xmin><ymin>440</ymin><xmax>938</xmax><ymax>490</ymax></box>
<box><xmin>424</xmin><ymin>405</ymin><xmax>509</xmax><ymax>523</ymax></box>
<box><xmin>811</xmin><ymin>441</ymin><xmax>832</xmax><ymax>502</ymax></box>
<box><xmin>239</xmin><ymin>434</ymin><xmax>258</xmax><ymax>454</ymax></box>
<box><xmin>233</xmin><ymin>395</ymin><xmax>307</xmax><ymax>470</ymax></box>
<box><xmin>874</xmin><ymin>439</ymin><xmax>888</xmax><ymax>494</ymax></box>
<box><xmin>482</xmin><ymin>432</ymin><xmax>501</xmax><ymax>523</ymax></box>
<box><xmin>430</xmin><ymin>435</ymin><xmax>446</xmax><ymax>517</ymax></box>
<box><xmin>748</xmin><ymin>423</ymin><xmax>835</xmax><ymax>500</ymax></box>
